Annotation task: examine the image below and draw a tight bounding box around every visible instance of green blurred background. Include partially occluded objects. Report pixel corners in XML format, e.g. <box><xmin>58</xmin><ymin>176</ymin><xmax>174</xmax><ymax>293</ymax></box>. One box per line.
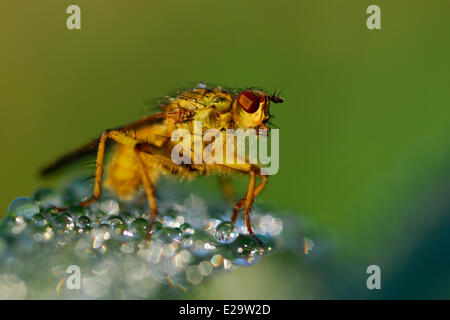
<box><xmin>1</xmin><ymin>1</ymin><xmax>449</xmax><ymax>299</ymax></box>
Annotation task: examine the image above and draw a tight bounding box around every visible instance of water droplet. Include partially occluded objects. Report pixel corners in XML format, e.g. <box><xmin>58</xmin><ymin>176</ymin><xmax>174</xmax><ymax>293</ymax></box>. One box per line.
<box><xmin>181</xmin><ymin>234</ymin><xmax>194</xmax><ymax>248</ymax></box>
<box><xmin>180</xmin><ymin>223</ymin><xmax>195</xmax><ymax>235</ymax></box>
<box><xmin>130</xmin><ymin>218</ymin><xmax>149</xmax><ymax>239</ymax></box>
<box><xmin>53</xmin><ymin>213</ymin><xmax>75</xmax><ymax>231</ymax></box>
<box><xmin>76</xmin><ymin>216</ymin><xmax>91</xmax><ymax>230</ymax></box>
<box><xmin>152</xmin><ymin>221</ymin><xmax>163</xmax><ymax>233</ymax></box>
<box><xmin>107</xmin><ymin>216</ymin><xmax>127</xmax><ymax>236</ymax></box>
<box><xmin>42</xmin><ymin>207</ymin><xmax>59</xmax><ymax>217</ymax></box>
<box><xmin>155</xmin><ymin>227</ymin><xmax>182</xmax><ymax>242</ymax></box>
<box><xmin>215</xmin><ymin>221</ymin><xmax>239</xmax><ymax>244</ymax></box>
<box><xmin>189</xmin><ymin>232</ymin><xmax>217</xmax><ymax>256</ymax></box>
<box><xmin>231</xmin><ymin>235</ymin><xmax>261</xmax><ymax>266</ymax></box>
<box><xmin>162</xmin><ymin>215</ymin><xmax>181</xmax><ymax>228</ymax></box>
<box><xmin>119</xmin><ymin>211</ymin><xmax>135</xmax><ymax>224</ymax></box>
<box><xmin>31</xmin><ymin>213</ymin><xmax>48</xmax><ymax>229</ymax></box>
<box><xmin>7</xmin><ymin>197</ymin><xmax>39</xmax><ymax>219</ymax></box>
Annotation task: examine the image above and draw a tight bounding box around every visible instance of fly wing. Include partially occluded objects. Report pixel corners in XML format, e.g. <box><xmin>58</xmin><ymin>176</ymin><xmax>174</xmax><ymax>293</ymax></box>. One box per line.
<box><xmin>39</xmin><ymin>112</ymin><xmax>168</xmax><ymax>176</ymax></box>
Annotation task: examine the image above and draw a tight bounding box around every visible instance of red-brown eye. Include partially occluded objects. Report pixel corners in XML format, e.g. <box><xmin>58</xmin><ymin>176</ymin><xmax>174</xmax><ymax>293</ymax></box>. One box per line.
<box><xmin>237</xmin><ymin>91</ymin><xmax>259</xmax><ymax>113</ymax></box>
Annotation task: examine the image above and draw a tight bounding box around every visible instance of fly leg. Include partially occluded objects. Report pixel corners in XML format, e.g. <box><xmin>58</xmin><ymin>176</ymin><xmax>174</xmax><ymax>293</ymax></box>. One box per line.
<box><xmin>134</xmin><ymin>143</ymin><xmax>158</xmax><ymax>239</ymax></box>
<box><xmin>133</xmin><ymin>142</ymin><xmax>193</xmax><ymax>239</ymax></box>
<box><xmin>231</xmin><ymin>174</ymin><xmax>268</xmax><ymax>223</ymax></box>
<box><xmin>79</xmin><ymin>131</ymin><xmax>165</xmax><ymax>239</ymax></box>
<box><xmin>79</xmin><ymin>129</ymin><xmax>139</xmax><ymax>207</ymax></box>
<box><xmin>244</xmin><ymin>168</ymin><xmax>257</xmax><ymax>238</ymax></box>
<box><xmin>214</xmin><ymin>164</ymin><xmax>267</xmax><ymax>247</ymax></box>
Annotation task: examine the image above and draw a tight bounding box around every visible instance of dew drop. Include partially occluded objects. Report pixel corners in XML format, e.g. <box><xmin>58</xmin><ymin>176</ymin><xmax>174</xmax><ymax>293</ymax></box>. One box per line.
<box><xmin>107</xmin><ymin>216</ymin><xmax>127</xmax><ymax>236</ymax></box>
<box><xmin>231</xmin><ymin>235</ymin><xmax>261</xmax><ymax>266</ymax></box>
<box><xmin>156</xmin><ymin>227</ymin><xmax>182</xmax><ymax>242</ymax></box>
<box><xmin>53</xmin><ymin>213</ymin><xmax>75</xmax><ymax>231</ymax></box>
<box><xmin>31</xmin><ymin>213</ymin><xmax>48</xmax><ymax>229</ymax></box>
<box><xmin>215</xmin><ymin>221</ymin><xmax>239</xmax><ymax>244</ymax></box>
<box><xmin>130</xmin><ymin>218</ymin><xmax>149</xmax><ymax>239</ymax></box>
<box><xmin>180</xmin><ymin>223</ymin><xmax>195</xmax><ymax>235</ymax></box>
<box><xmin>152</xmin><ymin>221</ymin><xmax>163</xmax><ymax>233</ymax></box>
<box><xmin>76</xmin><ymin>216</ymin><xmax>91</xmax><ymax>230</ymax></box>
<box><xmin>7</xmin><ymin>197</ymin><xmax>39</xmax><ymax>219</ymax></box>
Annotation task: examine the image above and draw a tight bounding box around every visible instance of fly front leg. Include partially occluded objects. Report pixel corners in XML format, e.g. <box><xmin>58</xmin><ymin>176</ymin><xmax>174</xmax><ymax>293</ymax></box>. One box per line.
<box><xmin>243</xmin><ymin>169</ymin><xmax>256</xmax><ymax>236</ymax></box>
<box><xmin>228</xmin><ymin>166</ymin><xmax>268</xmax><ymax>247</ymax></box>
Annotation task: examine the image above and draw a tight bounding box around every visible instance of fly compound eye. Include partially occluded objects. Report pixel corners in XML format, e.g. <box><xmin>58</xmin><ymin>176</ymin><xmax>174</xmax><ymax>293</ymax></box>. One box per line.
<box><xmin>237</xmin><ymin>91</ymin><xmax>259</xmax><ymax>113</ymax></box>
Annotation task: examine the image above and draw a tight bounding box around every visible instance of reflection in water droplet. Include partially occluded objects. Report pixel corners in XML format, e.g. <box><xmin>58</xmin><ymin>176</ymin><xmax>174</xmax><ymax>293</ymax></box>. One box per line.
<box><xmin>215</xmin><ymin>221</ymin><xmax>239</xmax><ymax>244</ymax></box>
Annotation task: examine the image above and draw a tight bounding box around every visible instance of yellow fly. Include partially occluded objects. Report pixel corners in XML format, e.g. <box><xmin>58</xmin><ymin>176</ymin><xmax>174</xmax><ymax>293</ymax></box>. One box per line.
<box><xmin>41</xmin><ymin>85</ymin><xmax>283</xmax><ymax>241</ymax></box>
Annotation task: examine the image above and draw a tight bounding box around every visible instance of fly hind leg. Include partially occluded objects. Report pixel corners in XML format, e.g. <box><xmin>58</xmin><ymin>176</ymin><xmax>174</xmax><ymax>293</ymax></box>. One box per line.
<box><xmin>79</xmin><ymin>129</ymin><xmax>138</xmax><ymax>207</ymax></box>
<box><xmin>214</xmin><ymin>164</ymin><xmax>268</xmax><ymax>247</ymax></box>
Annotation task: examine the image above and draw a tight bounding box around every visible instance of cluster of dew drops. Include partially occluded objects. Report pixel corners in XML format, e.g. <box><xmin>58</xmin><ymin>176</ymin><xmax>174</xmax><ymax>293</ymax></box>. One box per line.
<box><xmin>0</xmin><ymin>179</ymin><xmax>288</xmax><ymax>299</ymax></box>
